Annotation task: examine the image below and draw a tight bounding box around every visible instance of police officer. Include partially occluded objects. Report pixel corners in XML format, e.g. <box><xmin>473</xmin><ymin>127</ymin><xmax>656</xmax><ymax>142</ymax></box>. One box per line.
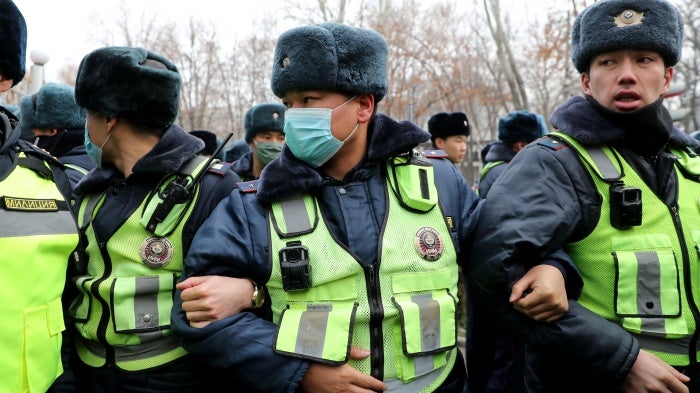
<box><xmin>428</xmin><ymin>112</ymin><xmax>470</xmax><ymax>164</ymax></box>
<box><xmin>172</xmin><ymin>22</ymin><xmax>567</xmax><ymax>393</ymax></box>
<box><xmin>189</xmin><ymin>130</ymin><xmax>221</xmax><ymax>158</ymax></box>
<box><xmin>231</xmin><ymin>102</ymin><xmax>285</xmax><ymax>180</ymax></box>
<box><xmin>223</xmin><ymin>138</ymin><xmax>251</xmax><ymax>163</ymax></box>
<box><xmin>19</xmin><ymin>82</ymin><xmax>95</xmax><ymax>188</ymax></box>
<box><xmin>468</xmin><ymin>0</ymin><xmax>698</xmax><ymax>392</ymax></box>
<box><xmin>0</xmin><ymin>1</ymin><xmax>80</xmax><ymax>392</ymax></box>
<box><xmin>478</xmin><ymin>110</ymin><xmax>547</xmax><ymax>198</ymax></box>
<box><xmin>67</xmin><ymin>46</ymin><xmax>248</xmax><ymax>392</ymax></box>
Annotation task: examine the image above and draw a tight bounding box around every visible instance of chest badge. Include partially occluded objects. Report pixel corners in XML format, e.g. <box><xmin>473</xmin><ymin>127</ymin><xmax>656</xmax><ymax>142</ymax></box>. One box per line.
<box><xmin>414</xmin><ymin>226</ymin><xmax>444</xmax><ymax>261</ymax></box>
<box><xmin>140</xmin><ymin>236</ymin><xmax>174</xmax><ymax>268</ymax></box>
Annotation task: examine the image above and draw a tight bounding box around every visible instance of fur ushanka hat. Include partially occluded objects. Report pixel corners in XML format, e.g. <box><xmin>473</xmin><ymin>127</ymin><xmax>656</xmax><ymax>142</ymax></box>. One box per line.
<box><xmin>571</xmin><ymin>0</ymin><xmax>683</xmax><ymax>73</ymax></box>
<box><xmin>0</xmin><ymin>0</ymin><xmax>26</xmax><ymax>86</ymax></box>
<box><xmin>244</xmin><ymin>103</ymin><xmax>285</xmax><ymax>143</ymax></box>
<box><xmin>271</xmin><ymin>22</ymin><xmax>388</xmax><ymax>102</ymax></box>
<box><xmin>75</xmin><ymin>46</ymin><xmax>181</xmax><ymax>129</ymax></box>
<box><xmin>428</xmin><ymin>112</ymin><xmax>470</xmax><ymax>142</ymax></box>
<box><xmin>20</xmin><ymin>83</ymin><xmax>85</xmax><ymax>132</ymax></box>
<box><xmin>498</xmin><ymin>110</ymin><xmax>548</xmax><ymax>145</ymax></box>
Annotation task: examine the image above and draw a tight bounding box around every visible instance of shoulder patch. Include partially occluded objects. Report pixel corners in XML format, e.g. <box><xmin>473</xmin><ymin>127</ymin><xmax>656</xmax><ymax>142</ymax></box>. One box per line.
<box><xmin>237</xmin><ymin>179</ymin><xmax>259</xmax><ymax>193</ymax></box>
<box><xmin>537</xmin><ymin>137</ymin><xmax>568</xmax><ymax>152</ymax></box>
<box><xmin>423</xmin><ymin>149</ymin><xmax>449</xmax><ymax>159</ymax></box>
<box><xmin>207</xmin><ymin>161</ymin><xmax>233</xmax><ymax>177</ymax></box>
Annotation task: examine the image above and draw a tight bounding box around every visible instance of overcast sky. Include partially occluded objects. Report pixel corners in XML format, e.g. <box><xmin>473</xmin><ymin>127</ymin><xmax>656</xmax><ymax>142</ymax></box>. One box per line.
<box><xmin>13</xmin><ymin>0</ymin><xmax>555</xmax><ymax>82</ymax></box>
<box><xmin>13</xmin><ymin>0</ymin><xmax>285</xmax><ymax>81</ymax></box>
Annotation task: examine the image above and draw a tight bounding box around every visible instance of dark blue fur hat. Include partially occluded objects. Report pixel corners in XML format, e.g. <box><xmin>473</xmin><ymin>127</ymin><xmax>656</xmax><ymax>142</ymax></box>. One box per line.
<box><xmin>0</xmin><ymin>0</ymin><xmax>26</xmax><ymax>86</ymax></box>
<box><xmin>189</xmin><ymin>130</ymin><xmax>218</xmax><ymax>156</ymax></box>
<box><xmin>244</xmin><ymin>102</ymin><xmax>285</xmax><ymax>143</ymax></box>
<box><xmin>498</xmin><ymin>110</ymin><xmax>548</xmax><ymax>144</ymax></box>
<box><xmin>271</xmin><ymin>22</ymin><xmax>388</xmax><ymax>102</ymax></box>
<box><xmin>428</xmin><ymin>112</ymin><xmax>470</xmax><ymax>142</ymax></box>
<box><xmin>225</xmin><ymin>138</ymin><xmax>252</xmax><ymax>163</ymax></box>
<box><xmin>20</xmin><ymin>83</ymin><xmax>85</xmax><ymax>133</ymax></box>
<box><xmin>572</xmin><ymin>0</ymin><xmax>683</xmax><ymax>73</ymax></box>
<box><xmin>75</xmin><ymin>46</ymin><xmax>181</xmax><ymax>129</ymax></box>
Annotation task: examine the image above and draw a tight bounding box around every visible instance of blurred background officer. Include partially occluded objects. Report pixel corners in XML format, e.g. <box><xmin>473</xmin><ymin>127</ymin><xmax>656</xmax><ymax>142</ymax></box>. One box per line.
<box><xmin>428</xmin><ymin>111</ymin><xmax>470</xmax><ymax>164</ymax></box>
<box><xmin>478</xmin><ymin>110</ymin><xmax>548</xmax><ymax>198</ymax></box>
<box><xmin>20</xmin><ymin>82</ymin><xmax>95</xmax><ymax>188</ymax></box>
<box><xmin>223</xmin><ymin>138</ymin><xmax>251</xmax><ymax>163</ymax></box>
<box><xmin>0</xmin><ymin>1</ymin><xmax>79</xmax><ymax>392</ymax></box>
<box><xmin>189</xmin><ymin>129</ymin><xmax>222</xmax><ymax>158</ymax></box>
<box><xmin>67</xmin><ymin>46</ymin><xmax>246</xmax><ymax>393</ymax></box>
<box><xmin>231</xmin><ymin>102</ymin><xmax>285</xmax><ymax>180</ymax></box>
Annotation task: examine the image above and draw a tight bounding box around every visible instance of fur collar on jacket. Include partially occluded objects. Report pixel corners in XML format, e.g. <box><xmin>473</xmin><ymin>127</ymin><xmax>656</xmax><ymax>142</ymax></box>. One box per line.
<box><xmin>549</xmin><ymin>95</ymin><xmax>699</xmax><ymax>153</ymax></box>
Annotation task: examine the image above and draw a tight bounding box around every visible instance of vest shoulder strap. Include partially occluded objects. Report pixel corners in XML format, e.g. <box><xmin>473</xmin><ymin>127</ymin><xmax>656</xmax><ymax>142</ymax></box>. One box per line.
<box><xmin>63</xmin><ymin>163</ymin><xmax>90</xmax><ymax>176</ymax></box>
<box><xmin>548</xmin><ymin>132</ymin><xmax>623</xmax><ymax>182</ymax></box>
<box><xmin>479</xmin><ymin>160</ymin><xmax>505</xmax><ymax>179</ymax></box>
<box><xmin>270</xmin><ymin>194</ymin><xmax>318</xmax><ymax>238</ymax></box>
<box><xmin>140</xmin><ymin>155</ymin><xmax>212</xmax><ymax>235</ymax></box>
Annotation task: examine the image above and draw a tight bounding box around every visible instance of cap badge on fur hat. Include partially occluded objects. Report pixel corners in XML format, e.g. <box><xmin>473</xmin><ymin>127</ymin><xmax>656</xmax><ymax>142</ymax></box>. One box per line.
<box><xmin>571</xmin><ymin>0</ymin><xmax>683</xmax><ymax>73</ymax></box>
<box><xmin>615</xmin><ymin>10</ymin><xmax>643</xmax><ymax>26</ymax></box>
<box><xmin>271</xmin><ymin>22</ymin><xmax>388</xmax><ymax>102</ymax></box>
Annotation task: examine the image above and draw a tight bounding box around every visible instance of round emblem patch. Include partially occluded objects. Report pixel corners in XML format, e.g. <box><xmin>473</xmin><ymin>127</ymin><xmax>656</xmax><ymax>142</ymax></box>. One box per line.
<box><xmin>414</xmin><ymin>226</ymin><xmax>444</xmax><ymax>261</ymax></box>
<box><xmin>139</xmin><ymin>236</ymin><xmax>174</xmax><ymax>268</ymax></box>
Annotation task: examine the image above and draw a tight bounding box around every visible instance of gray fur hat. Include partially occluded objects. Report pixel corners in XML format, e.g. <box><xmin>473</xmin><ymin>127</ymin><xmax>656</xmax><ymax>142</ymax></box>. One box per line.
<box><xmin>571</xmin><ymin>0</ymin><xmax>683</xmax><ymax>73</ymax></box>
<box><xmin>244</xmin><ymin>103</ymin><xmax>285</xmax><ymax>143</ymax></box>
<box><xmin>75</xmin><ymin>46</ymin><xmax>181</xmax><ymax>129</ymax></box>
<box><xmin>271</xmin><ymin>22</ymin><xmax>388</xmax><ymax>102</ymax></box>
<box><xmin>20</xmin><ymin>83</ymin><xmax>85</xmax><ymax>132</ymax></box>
<box><xmin>0</xmin><ymin>0</ymin><xmax>26</xmax><ymax>86</ymax></box>
<box><xmin>498</xmin><ymin>110</ymin><xmax>548</xmax><ymax>144</ymax></box>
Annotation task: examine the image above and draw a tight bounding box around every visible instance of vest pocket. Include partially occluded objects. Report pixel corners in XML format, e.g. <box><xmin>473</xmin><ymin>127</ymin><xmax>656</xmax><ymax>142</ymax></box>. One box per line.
<box><xmin>391</xmin><ymin>270</ymin><xmax>456</xmax><ymax>382</ymax></box>
<box><xmin>274</xmin><ymin>277</ymin><xmax>358</xmax><ymax>364</ymax></box>
<box><xmin>275</xmin><ymin>301</ymin><xmax>357</xmax><ymax>364</ymax></box>
<box><xmin>613</xmin><ymin>234</ymin><xmax>687</xmax><ymax>338</ymax></box>
<box><xmin>111</xmin><ymin>274</ymin><xmax>176</xmax><ymax>334</ymax></box>
<box><xmin>24</xmin><ymin>297</ymin><xmax>64</xmax><ymax>393</ymax></box>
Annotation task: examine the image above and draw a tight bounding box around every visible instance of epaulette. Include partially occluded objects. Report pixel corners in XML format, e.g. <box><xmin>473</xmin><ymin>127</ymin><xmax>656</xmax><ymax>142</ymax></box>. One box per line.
<box><xmin>537</xmin><ymin>136</ymin><xmax>568</xmax><ymax>152</ymax></box>
<box><xmin>423</xmin><ymin>149</ymin><xmax>449</xmax><ymax>159</ymax></box>
<box><xmin>237</xmin><ymin>179</ymin><xmax>259</xmax><ymax>193</ymax></box>
<box><xmin>16</xmin><ymin>139</ymin><xmax>61</xmax><ymax>165</ymax></box>
<box><xmin>207</xmin><ymin>161</ymin><xmax>233</xmax><ymax>177</ymax></box>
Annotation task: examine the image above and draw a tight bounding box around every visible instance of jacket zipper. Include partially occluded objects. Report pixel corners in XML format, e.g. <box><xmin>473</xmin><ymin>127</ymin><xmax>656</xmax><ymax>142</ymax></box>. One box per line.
<box><xmin>670</xmin><ymin>204</ymin><xmax>700</xmax><ymax>365</ymax></box>
<box><xmin>364</xmin><ymin>263</ymin><xmax>384</xmax><ymax>379</ymax></box>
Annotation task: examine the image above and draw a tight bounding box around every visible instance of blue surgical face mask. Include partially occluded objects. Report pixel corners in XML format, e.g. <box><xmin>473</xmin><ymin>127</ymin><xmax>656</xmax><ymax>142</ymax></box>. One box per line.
<box><xmin>84</xmin><ymin>114</ymin><xmax>112</xmax><ymax>167</ymax></box>
<box><xmin>284</xmin><ymin>96</ymin><xmax>359</xmax><ymax>168</ymax></box>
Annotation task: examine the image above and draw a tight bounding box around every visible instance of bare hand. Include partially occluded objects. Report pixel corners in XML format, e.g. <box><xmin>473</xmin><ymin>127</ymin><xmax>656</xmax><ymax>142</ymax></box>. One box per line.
<box><xmin>176</xmin><ymin>275</ymin><xmax>254</xmax><ymax>328</ymax></box>
<box><xmin>299</xmin><ymin>347</ymin><xmax>387</xmax><ymax>393</ymax></box>
<box><xmin>509</xmin><ymin>264</ymin><xmax>568</xmax><ymax>322</ymax></box>
<box><xmin>622</xmin><ymin>350</ymin><xmax>689</xmax><ymax>393</ymax></box>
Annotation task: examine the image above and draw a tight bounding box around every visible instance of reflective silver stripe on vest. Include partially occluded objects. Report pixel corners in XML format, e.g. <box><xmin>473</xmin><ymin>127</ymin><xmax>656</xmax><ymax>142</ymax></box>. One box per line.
<box><xmin>81</xmin><ymin>332</ymin><xmax>183</xmax><ymax>362</ymax></box>
<box><xmin>281</xmin><ymin>197</ymin><xmax>312</xmax><ymax>233</ymax></box>
<box><xmin>414</xmin><ymin>293</ymin><xmax>441</xmax><ymax>351</ymax></box>
<box><xmin>633</xmin><ymin>333</ymin><xmax>693</xmax><ymax>356</ymax></box>
<box><xmin>587</xmin><ymin>146</ymin><xmax>621</xmax><ymax>181</ymax></box>
<box><xmin>0</xmin><ymin>209</ymin><xmax>76</xmax><ymax>237</ymax></box>
<box><xmin>295</xmin><ymin>304</ymin><xmax>332</xmax><ymax>358</ymax></box>
<box><xmin>134</xmin><ymin>276</ymin><xmax>162</xmax><ymax>330</ymax></box>
<box><xmin>636</xmin><ymin>251</ymin><xmax>662</xmax><ymax>320</ymax></box>
<box><xmin>384</xmin><ymin>349</ymin><xmax>455</xmax><ymax>392</ymax></box>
